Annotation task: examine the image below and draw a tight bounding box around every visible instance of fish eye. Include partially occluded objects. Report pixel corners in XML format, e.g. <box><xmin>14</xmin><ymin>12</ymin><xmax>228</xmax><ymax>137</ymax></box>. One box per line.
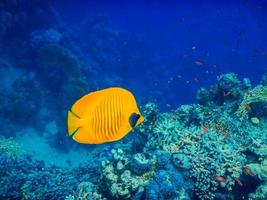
<box><xmin>129</xmin><ymin>113</ymin><xmax>140</xmax><ymax>128</ymax></box>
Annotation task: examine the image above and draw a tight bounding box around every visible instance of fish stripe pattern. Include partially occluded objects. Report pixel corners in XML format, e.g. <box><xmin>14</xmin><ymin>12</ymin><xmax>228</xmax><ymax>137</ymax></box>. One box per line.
<box><xmin>67</xmin><ymin>87</ymin><xmax>144</xmax><ymax>144</ymax></box>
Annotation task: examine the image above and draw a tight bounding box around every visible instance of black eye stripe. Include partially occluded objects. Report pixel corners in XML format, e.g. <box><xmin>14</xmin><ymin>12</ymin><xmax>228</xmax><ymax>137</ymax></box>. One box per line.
<box><xmin>129</xmin><ymin>113</ymin><xmax>140</xmax><ymax>128</ymax></box>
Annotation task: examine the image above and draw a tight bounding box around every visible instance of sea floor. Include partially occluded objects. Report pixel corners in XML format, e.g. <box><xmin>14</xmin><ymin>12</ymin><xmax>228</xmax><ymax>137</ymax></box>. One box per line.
<box><xmin>14</xmin><ymin>123</ymin><xmax>89</xmax><ymax>167</ymax></box>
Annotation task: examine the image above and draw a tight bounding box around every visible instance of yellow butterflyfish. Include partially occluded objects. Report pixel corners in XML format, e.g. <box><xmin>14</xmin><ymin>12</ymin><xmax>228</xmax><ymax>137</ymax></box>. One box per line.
<box><xmin>67</xmin><ymin>87</ymin><xmax>144</xmax><ymax>144</ymax></box>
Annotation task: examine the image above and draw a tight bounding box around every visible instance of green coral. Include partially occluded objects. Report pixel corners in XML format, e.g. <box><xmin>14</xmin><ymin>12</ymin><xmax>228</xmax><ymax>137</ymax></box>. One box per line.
<box><xmin>138</xmin><ymin>102</ymin><xmax>159</xmax><ymax>134</ymax></box>
<box><xmin>248</xmin><ymin>159</ymin><xmax>267</xmax><ymax>180</ymax></box>
<box><xmin>236</xmin><ymin>85</ymin><xmax>267</xmax><ymax>120</ymax></box>
<box><xmin>0</xmin><ymin>138</ymin><xmax>24</xmax><ymax>157</ymax></box>
<box><xmin>74</xmin><ymin>182</ymin><xmax>106</xmax><ymax>200</ymax></box>
<box><xmin>143</xmin><ymin>108</ymin><xmax>246</xmax><ymax>200</ymax></box>
<box><xmin>172</xmin><ymin>128</ymin><xmax>244</xmax><ymax>199</ymax></box>
<box><xmin>65</xmin><ymin>182</ymin><xmax>106</xmax><ymax>200</ymax></box>
<box><xmin>100</xmin><ymin>148</ymin><xmax>154</xmax><ymax>199</ymax></box>
<box><xmin>249</xmin><ymin>182</ymin><xmax>267</xmax><ymax>200</ymax></box>
<box><xmin>248</xmin><ymin>158</ymin><xmax>267</xmax><ymax>200</ymax></box>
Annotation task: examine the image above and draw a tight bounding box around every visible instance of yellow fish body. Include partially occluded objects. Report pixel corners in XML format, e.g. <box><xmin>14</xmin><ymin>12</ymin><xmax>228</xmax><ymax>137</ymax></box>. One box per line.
<box><xmin>67</xmin><ymin>87</ymin><xmax>144</xmax><ymax>144</ymax></box>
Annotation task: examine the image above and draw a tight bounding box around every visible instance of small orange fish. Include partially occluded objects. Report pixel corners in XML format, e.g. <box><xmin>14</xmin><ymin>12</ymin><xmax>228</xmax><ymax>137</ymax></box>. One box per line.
<box><xmin>166</xmin><ymin>103</ymin><xmax>172</xmax><ymax>108</ymax></box>
<box><xmin>195</xmin><ymin>60</ymin><xmax>204</xmax><ymax>66</ymax></box>
<box><xmin>224</xmin><ymin>133</ymin><xmax>231</xmax><ymax>138</ymax></box>
<box><xmin>214</xmin><ymin>176</ymin><xmax>227</xmax><ymax>183</ymax></box>
<box><xmin>243</xmin><ymin>166</ymin><xmax>254</xmax><ymax>176</ymax></box>
<box><xmin>223</xmin><ymin>91</ymin><xmax>231</xmax><ymax>97</ymax></box>
<box><xmin>203</xmin><ymin>126</ymin><xmax>209</xmax><ymax>133</ymax></box>
<box><xmin>236</xmin><ymin>179</ymin><xmax>243</xmax><ymax>187</ymax></box>
<box><xmin>176</xmin><ymin>75</ymin><xmax>183</xmax><ymax>79</ymax></box>
<box><xmin>194</xmin><ymin>78</ymin><xmax>200</xmax><ymax>83</ymax></box>
<box><xmin>245</xmin><ymin>104</ymin><xmax>252</xmax><ymax>110</ymax></box>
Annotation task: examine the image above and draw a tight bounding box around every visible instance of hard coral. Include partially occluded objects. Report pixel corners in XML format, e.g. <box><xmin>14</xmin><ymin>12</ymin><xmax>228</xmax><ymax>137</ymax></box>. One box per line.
<box><xmin>129</xmin><ymin>153</ymin><xmax>153</xmax><ymax>175</ymax></box>
<box><xmin>0</xmin><ymin>138</ymin><xmax>24</xmax><ymax>157</ymax></box>
<box><xmin>197</xmin><ymin>73</ymin><xmax>249</xmax><ymax>108</ymax></box>
<box><xmin>236</xmin><ymin>85</ymin><xmax>267</xmax><ymax>120</ymax></box>
<box><xmin>146</xmin><ymin>170</ymin><xmax>190</xmax><ymax>200</ymax></box>
<box><xmin>248</xmin><ymin>159</ymin><xmax>267</xmax><ymax>200</ymax></box>
<box><xmin>73</xmin><ymin>182</ymin><xmax>106</xmax><ymax>200</ymax></box>
<box><xmin>100</xmin><ymin>148</ymin><xmax>155</xmax><ymax>199</ymax></box>
<box><xmin>144</xmin><ymin>109</ymin><xmax>246</xmax><ymax>199</ymax></box>
<box><xmin>0</xmin><ymin>148</ymin><xmax>101</xmax><ymax>200</ymax></box>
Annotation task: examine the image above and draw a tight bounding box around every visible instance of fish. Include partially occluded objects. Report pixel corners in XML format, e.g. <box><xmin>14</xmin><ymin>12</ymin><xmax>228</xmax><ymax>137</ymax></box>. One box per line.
<box><xmin>203</xmin><ymin>126</ymin><xmax>209</xmax><ymax>133</ymax></box>
<box><xmin>236</xmin><ymin>179</ymin><xmax>243</xmax><ymax>187</ymax></box>
<box><xmin>224</xmin><ymin>133</ymin><xmax>231</xmax><ymax>138</ymax></box>
<box><xmin>176</xmin><ymin>75</ymin><xmax>183</xmax><ymax>79</ymax></box>
<box><xmin>195</xmin><ymin>60</ymin><xmax>204</xmax><ymax>66</ymax></box>
<box><xmin>245</xmin><ymin>104</ymin><xmax>252</xmax><ymax>110</ymax></box>
<box><xmin>67</xmin><ymin>87</ymin><xmax>144</xmax><ymax>144</ymax></box>
<box><xmin>214</xmin><ymin>176</ymin><xmax>227</xmax><ymax>183</ymax></box>
<box><xmin>166</xmin><ymin>103</ymin><xmax>172</xmax><ymax>108</ymax></box>
<box><xmin>223</xmin><ymin>91</ymin><xmax>231</xmax><ymax>97</ymax></box>
<box><xmin>194</xmin><ymin>77</ymin><xmax>200</xmax><ymax>83</ymax></box>
<box><xmin>243</xmin><ymin>166</ymin><xmax>254</xmax><ymax>176</ymax></box>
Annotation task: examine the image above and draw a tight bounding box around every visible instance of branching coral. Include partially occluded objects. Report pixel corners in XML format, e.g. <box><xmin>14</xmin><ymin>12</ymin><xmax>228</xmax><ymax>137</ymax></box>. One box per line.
<box><xmin>71</xmin><ymin>182</ymin><xmax>106</xmax><ymax>200</ymax></box>
<box><xmin>100</xmin><ymin>148</ymin><xmax>155</xmax><ymax>199</ymax></box>
<box><xmin>146</xmin><ymin>170</ymin><xmax>190</xmax><ymax>200</ymax></box>
<box><xmin>0</xmin><ymin>138</ymin><xmax>24</xmax><ymax>157</ymax></box>
<box><xmin>143</xmin><ymin>108</ymin><xmax>247</xmax><ymax>200</ymax></box>
<box><xmin>197</xmin><ymin>73</ymin><xmax>247</xmax><ymax>107</ymax></box>
<box><xmin>236</xmin><ymin>85</ymin><xmax>267</xmax><ymax>120</ymax></box>
<box><xmin>248</xmin><ymin>158</ymin><xmax>267</xmax><ymax>200</ymax></box>
<box><xmin>1</xmin><ymin>67</ymin><xmax>266</xmax><ymax>200</ymax></box>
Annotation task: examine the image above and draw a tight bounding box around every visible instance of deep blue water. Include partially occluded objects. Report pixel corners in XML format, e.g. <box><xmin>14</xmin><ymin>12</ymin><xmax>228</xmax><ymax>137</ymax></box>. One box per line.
<box><xmin>0</xmin><ymin>1</ymin><xmax>267</xmax><ymax>200</ymax></box>
<box><xmin>54</xmin><ymin>0</ymin><xmax>267</xmax><ymax>109</ymax></box>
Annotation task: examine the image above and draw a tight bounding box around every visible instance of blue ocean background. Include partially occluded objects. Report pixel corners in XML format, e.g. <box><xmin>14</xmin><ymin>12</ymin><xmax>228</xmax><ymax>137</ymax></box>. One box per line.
<box><xmin>0</xmin><ymin>0</ymin><xmax>267</xmax><ymax>199</ymax></box>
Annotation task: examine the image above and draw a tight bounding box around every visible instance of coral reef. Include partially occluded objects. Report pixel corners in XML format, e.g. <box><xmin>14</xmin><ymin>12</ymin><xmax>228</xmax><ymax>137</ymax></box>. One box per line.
<box><xmin>0</xmin><ymin>137</ymin><xmax>24</xmax><ymax>157</ymax></box>
<box><xmin>146</xmin><ymin>123</ymin><xmax>246</xmax><ymax>199</ymax></box>
<box><xmin>0</xmin><ymin>141</ymin><xmax>101</xmax><ymax>200</ymax></box>
<box><xmin>146</xmin><ymin>170</ymin><xmax>190</xmax><ymax>200</ymax></box>
<box><xmin>0</xmin><ymin>0</ymin><xmax>266</xmax><ymax>199</ymax></box>
<box><xmin>1</xmin><ymin>73</ymin><xmax>266</xmax><ymax>200</ymax></box>
<box><xmin>71</xmin><ymin>181</ymin><xmax>106</xmax><ymax>200</ymax></box>
<box><xmin>196</xmin><ymin>73</ymin><xmax>248</xmax><ymax>108</ymax></box>
<box><xmin>139</xmin><ymin>73</ymin><xmax>267</xmax><ymax>199</ymax></box>
<box><xmin>236</xmin><ymin>85</ymin><xmax>267</xmax><ymax>120</ymax></box>
<box><xmin>100</xmin><ymin>148</ymin><xmax>155</xmax><ymax>199</ymax></box>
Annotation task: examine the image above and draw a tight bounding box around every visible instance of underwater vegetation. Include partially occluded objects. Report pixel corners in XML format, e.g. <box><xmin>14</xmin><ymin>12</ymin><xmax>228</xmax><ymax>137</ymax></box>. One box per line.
<box><xmin>1</xmin><ymin>1</ymin><xmax>267</xmax><ymax>200</ymax></box>
<box><xmin>1</xmin><ymin>73</ymin><xmax>267</xmax><ymax>200</ymax></box>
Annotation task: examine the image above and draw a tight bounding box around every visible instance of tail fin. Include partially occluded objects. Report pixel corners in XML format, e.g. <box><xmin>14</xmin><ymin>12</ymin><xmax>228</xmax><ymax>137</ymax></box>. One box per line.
<box><xmin>67</xmin><ymin>110</ymin><xmax>82</xmax><ymax>137</ymax></box>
